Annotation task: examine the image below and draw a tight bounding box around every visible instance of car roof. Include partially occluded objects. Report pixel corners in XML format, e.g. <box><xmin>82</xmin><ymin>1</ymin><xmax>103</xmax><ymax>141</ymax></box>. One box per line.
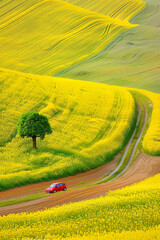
<box><xmin>51</xmin><ymin>182</ymin><xmax>65</xmax><ymax>184</ymax></box>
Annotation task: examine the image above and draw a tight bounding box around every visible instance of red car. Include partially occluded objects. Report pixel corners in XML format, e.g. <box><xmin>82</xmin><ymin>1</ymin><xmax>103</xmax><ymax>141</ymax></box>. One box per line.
<box><xmin>46</xmin><ymin>182</ymin><xmax>67</xmax><ymax>193</ymax></box>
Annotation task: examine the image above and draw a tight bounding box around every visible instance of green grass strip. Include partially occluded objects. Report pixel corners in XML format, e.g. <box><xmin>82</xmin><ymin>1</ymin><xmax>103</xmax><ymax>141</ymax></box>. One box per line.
<box><xmin>0</xmin><ymin>193</ymin><xmax>47</xmax><ymax>207</ymax></box>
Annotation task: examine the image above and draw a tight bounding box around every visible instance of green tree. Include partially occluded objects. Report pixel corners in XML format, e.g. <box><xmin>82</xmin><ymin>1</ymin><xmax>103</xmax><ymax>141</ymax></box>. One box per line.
<box><xmin>17</xmin><ymin>112</ymin><xmax>52</xmax><ymax>149</ymax></box>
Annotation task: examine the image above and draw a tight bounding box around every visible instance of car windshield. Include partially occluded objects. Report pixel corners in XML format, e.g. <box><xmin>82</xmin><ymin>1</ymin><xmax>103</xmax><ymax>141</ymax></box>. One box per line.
<box><xmin>50</xmin><ymin>184</ymin><xmax>56</xmax><ymax>187</ymax></box>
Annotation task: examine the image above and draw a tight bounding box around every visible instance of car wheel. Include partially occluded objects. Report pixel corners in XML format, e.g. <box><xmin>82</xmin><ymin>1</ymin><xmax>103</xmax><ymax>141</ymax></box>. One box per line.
<box><xmin>53</xmin><ymin>189</ymin><xmax>56</xmax><ymax>193</ymax></box>
<box><xmin>63</xmin><ymin>188</ymin><xmax>67</xmax><ymax>191</ymax></box>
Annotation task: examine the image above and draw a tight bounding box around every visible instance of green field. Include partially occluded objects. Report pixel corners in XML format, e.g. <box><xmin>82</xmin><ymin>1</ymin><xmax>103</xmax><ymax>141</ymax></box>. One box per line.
<box><xmin>57</xmin><ymin>0</ymin><xmax>160</xmax><ymax>93</ymax></box>
<box><xmin>0</xmin><ymin>0</ymin><xmax>145</xmax><ymax>76</ymax></box>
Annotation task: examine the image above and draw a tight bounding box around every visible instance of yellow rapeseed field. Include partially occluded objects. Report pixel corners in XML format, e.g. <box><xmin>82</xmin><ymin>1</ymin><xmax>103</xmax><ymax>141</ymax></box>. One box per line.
<box><xmin>0</xmin><ymin>174</ymin><xmax>159</xmax><ymax>239</ymax></box>
<box><xmin>64</xmin><ymin>0</ymin><xmax>146</xmax><ymax>21</ymax></box>
<box><xmin>0</xmin><ymin>0</ymin><xmax>145</xmax><ymax>75</ymax></box>
<box><xmin>134</xmin><ymin>89</ymin><xmax>160</xmax><ymax>155</ymax></box>
<box><xmin>65</xmin><ymin>227</ymin><xmax>160</xmax><ymax>240</ymax></box>
<box><xmin>0</xmin><ymin>68</ymin><xmax>136</xmax><ymax>190</ymax></box>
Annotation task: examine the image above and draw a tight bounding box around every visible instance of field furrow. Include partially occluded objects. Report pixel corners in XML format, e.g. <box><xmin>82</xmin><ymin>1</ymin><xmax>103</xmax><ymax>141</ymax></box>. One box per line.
<box><xmin>59</xmin><ymin>0</ymin><xmax>160</xmax><ymax>95</ymax></box>
<box><xmin>0</xmin><ymin>0</ymin><xmax>145</xmax><ymax>75</ymax></box>
<box><xmin>63</xmin><ymin>0</ymin><xmax>146</xmax><ymax>20</ymax></box>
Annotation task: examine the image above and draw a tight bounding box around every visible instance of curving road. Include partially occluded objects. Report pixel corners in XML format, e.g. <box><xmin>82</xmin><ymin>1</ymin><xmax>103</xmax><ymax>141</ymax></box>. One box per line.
<box><xmin>0</xmin><ymin>101</ymin><xmax>160</xmax><ymax>216</ymax></box>
<box><xmin>0</xmin><ymin>153</ymin><xmax>160</xmax><ymax>216</ymax></box>
<box><xmin>100</xmin><ymin>102</ymin><xmax>147</xmax><ymax>183</ymax></box>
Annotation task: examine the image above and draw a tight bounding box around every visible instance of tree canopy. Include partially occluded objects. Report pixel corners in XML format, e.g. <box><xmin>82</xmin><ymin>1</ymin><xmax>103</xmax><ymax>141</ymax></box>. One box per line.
<box><xmin>17</xmin><ymin>112</ymin><xmax>52</xmax><ymax>149</ymax></box>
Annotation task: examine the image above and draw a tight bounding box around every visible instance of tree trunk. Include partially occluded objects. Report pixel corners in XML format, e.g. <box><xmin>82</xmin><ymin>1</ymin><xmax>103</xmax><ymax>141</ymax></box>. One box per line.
<box><xmin>32</xmin><ymin>136</ymin><xmax>37</xmax><ymax>149</ymax></box>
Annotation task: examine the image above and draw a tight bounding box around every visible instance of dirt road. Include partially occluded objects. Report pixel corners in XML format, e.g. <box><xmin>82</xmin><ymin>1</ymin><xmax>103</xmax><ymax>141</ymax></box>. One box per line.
<box><xmin>0</xmin><ymin>153</ymin><xmax>160</xmax><ymax>216</ymax></box>
<box><xmin>103</xmin><ymin>103</ymin><xmax>147</xmax><ymax>182</ymax></box>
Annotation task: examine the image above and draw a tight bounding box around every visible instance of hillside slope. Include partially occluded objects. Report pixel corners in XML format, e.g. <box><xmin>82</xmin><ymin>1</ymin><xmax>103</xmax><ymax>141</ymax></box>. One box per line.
<box><xmin>64</xmin><ymin>0</ymin><xmax>145</xmax><ymax>20</ymax></box>
<box><xmin>58</xmin><ymin>0</ymin><xmax>160</xmax><ymax>93</ymax></box>
<box><xmin>0</xmin><ymin>68</ymin><xmax>136</xmax><ymax>190</ymax></box>
<box><xmin>0</xmin><ymin>0</ymin><xmax>145</xmax><ymax>75</ymax></box>
<box><xmin>134</xmin><ymin>89</ymin><xmax>160</xmax><ymax>155</ymax></box>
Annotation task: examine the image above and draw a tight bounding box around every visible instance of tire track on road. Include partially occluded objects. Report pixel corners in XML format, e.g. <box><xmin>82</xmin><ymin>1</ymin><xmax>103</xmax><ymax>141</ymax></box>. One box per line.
<box><xmin>100</xmin><ymin>101</ymin><xmax>147</xmax><ymax>183</ymax></box>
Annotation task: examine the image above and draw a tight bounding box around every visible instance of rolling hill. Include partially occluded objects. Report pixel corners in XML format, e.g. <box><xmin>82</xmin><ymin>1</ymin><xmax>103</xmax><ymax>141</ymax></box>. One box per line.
<box><xmin>0</xmin><ymin>0</ymin><xmax>159</xmax><ymax>190</ymax></box>
<box><xmin>0</xmin><ymin>68</ymin><xmax>136</xmax><ymax>190</ymax></box>
<box><xmin>63</xmin><ymin>0</ymin><xmax>145</xmax><ymax>20</ymax></box>
<box><xmin>0</xmin><ymin>0</ymin><xmax>159</xmax><ymax>239</ymax></box>
<box><xmin>58</xmin><ymin>0</ymin><xmax>160</xmax><ymax>93</ymax></box>
<box><xmin>1</xmin><ymin>67</ymin><xmax>160</xmax><ymax>191</ymax></box>
<box><xmin>134</xmin><ymin>89</ymin><xmax>160</xmax><ymax>155</ymax></box>
<box><xmin>0</xmin><ymin>0</ymin><xmax>145</xmax><ymax>75</ymax></box>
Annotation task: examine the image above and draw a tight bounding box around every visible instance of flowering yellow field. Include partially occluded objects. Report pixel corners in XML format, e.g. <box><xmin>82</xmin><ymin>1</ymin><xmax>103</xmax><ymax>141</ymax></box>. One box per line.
<box><xmin>0</xmin><ymin>68</ymin><xmax>136</xmax><ymax>190</ymax></box>
<box><xmin>0</xmin><ymin>0</ymin><xmax>145</xmax><ymax>75</ymax></box>
<box><xmin>64</xmin><ymin>0</ymin><xmax>146</xmax><ymax>21</ymax></box>
<box><xmin>0</xmin><ymin>174</ymin><xmax>159</xmax><ymax>239</ymax></box>
<box><xmin>0</xmin><ymin>1</ymin><xmax>159</xmax><ymax>239</ymax></box>
<box><xmin>134</xmin><ymin>89</ymin><xmax>160</xmax><ymax>155</ymax></box>
<box><xmin>66</xmin><ymin>227</ymin><xmax>160</xmax><ymax>240</ymax></box>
